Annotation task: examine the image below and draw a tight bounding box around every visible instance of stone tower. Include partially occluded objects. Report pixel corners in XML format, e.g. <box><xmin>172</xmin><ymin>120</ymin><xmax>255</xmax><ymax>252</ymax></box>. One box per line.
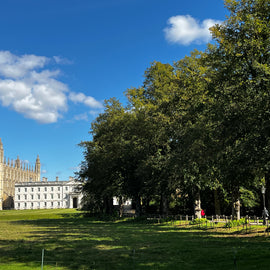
<box><xmin>0</xmin><ymin>138</ymin><xmax>4</xmax><ymax>210</ymax></box>
<box><xmin>35</xmin><ymin>155</ymin><xmax>41</xmax><ymax>182</ymax></box>
<box><xmin>0</xmin><ymin>138</ymin><xmax>3</xmax><ymax>164</ymax></box>
<box><xmin>0</xmin><ymin>138</ymin><xmax>41</xmax><ymax>210</ymax></box>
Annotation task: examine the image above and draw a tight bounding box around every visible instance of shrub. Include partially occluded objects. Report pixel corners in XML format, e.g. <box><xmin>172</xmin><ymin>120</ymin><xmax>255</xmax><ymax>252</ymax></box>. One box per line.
<box><xmin>190</xmin><ymin>218</ymin><xmax>208</xmax><ymax>225</ymax></box>
<box><xmin>225</xmin><ymin>218</ymin><xmax>247</xmax><ymax>228</ymax></box>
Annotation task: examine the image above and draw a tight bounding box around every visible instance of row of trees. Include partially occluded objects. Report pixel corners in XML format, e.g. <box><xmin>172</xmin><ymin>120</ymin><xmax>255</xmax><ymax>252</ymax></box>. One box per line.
<box><xmin>78</xmin><ymin>0</ymin><xmax>270</xmax><ymax>218</ymax></box>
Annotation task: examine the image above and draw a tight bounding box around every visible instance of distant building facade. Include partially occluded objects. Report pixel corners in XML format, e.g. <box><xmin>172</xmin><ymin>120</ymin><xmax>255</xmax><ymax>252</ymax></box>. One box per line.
<box><xmin>14</xmin><ymin>177</ymin><xmax>82</xmax><ymax>210</ymax></box>
<box><xmin>0</xmin><ymin>138</ymin><xmax>40</xmax><ymax>210</ymax></box>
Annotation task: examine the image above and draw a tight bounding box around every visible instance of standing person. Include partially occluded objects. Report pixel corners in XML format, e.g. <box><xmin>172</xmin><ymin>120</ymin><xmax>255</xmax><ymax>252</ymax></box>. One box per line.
<box><xmin>201</xmin><ymin>209</ymin><xmax>205</xmax><ymax>218</ymax></box>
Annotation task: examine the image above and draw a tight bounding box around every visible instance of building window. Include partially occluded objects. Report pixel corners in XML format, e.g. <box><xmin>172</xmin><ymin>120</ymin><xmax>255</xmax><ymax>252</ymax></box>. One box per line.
<box><xmin>51</xmin><ymin>194</ymin><xmax>53</xmax><ymax>199</ymax></box>
<box><xmin>31</xmin><ymin>188</ymin><xmax>34</xmax><ymax>192</ymax></box>
<box><xmin>38</xmin><ymin>194</ymin><xmax>40</xmax><ymax>199</ymax></box>
<box><xmin>58</xmin><ymin>202</ymin><xmax>60</xmax><ymax>206</ymax></box>
<box><xmin>18</xmin><ymin>195</ymin><xmax>20</xmax><ymax>200</ymax></box>
<box><xmin>31</xmin><ymin>202</ymin><xmax>33</xmax><ymax>208</ymax></box>
<box><xmin>44</xmin><ymin>202</ymin><xmax>47</xmax><ymax>207</ymax></box>
<box><xmin>18</xmin><ymin>203</ymin><xmax>20</xmax><ymax>207</ymax></box>
<box><xmin>44</xmin><ymin>194</ymin><xmax>47</xmax><ymax>199</ymax></box>
<box><xmin>45</xmin><ymin>187</ymin><xmax>47</xmax><ymax>191</ymax></box>
<box><xmin>25</xmin><ymin>188</ymin><xmax>27</xmax><ymax>192</ymax></box>
<box><xmin>38</xmin><ymin>187</ymin><xmax>40</xmax><ymax>191</ymax></box>
<box><xmin>51</xmin><ymin>202</ymin><xmax>53</xmax><ymax>207</ymax></box>
<box><xmin>24</xmin><ymin>195</ymin><xmax>27</xmax><ymax>200</ymax></box>
<box><xmin>58</xmin><ymin>194</ymin><xmax>60</xmax><ymax>199</ymax></box>
<box><xmin>31</xmin><ymin>195</ymin><xmax>33</xmax><ymax>200</ymax></box>
<box><xmin>24</xmin><ymin>202</ymin><xmax>27</xmax><ymax>208</ymax></box>
<box><xmin>51</xmin><ymin>187</ymin><xmax>54</xmax><ymax>191</ymax></box>
<box><xmin>58</xmin><ymin>187</ymin><xmax>60</xmax><ymax>191</ymax></box>
<box><xmin>65</xmin><ymin>187</ymin><xmax>68</xmax><ymax>191</ymax></box>
<box><xmin>18</xmin><ymin>188</ymin><xmax>20</xmax><ymax>192</ymax></box>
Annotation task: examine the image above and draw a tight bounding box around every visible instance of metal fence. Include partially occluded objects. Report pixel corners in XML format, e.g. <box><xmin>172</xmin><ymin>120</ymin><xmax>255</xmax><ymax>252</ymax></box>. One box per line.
<box><xmin>136</xmin><ymin>213</ymin><xmax>270</xmax><ymax>227</ymax></box>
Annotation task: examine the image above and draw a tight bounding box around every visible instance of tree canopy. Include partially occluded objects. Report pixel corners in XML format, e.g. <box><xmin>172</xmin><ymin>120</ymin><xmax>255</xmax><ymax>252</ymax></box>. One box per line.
<box><xmin>78</xmin><ymin>0</ymin><xmax>270</xmax><ymax>217</ymax></box>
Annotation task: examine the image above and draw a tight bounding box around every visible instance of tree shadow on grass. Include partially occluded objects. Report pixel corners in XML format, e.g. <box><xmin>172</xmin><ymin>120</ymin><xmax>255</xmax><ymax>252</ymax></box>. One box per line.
<box><xmin>1</xmin><ymin>217</ymin><xmax>270</xmax><ymax>269</ymax></box>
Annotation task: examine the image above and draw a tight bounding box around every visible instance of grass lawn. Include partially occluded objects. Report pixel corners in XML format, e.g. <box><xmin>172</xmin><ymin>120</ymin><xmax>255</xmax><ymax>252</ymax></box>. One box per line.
<box><xmin>0</xmin><ymin>209</ymin><xmax>270</xmax><ymax>269</ymax></box>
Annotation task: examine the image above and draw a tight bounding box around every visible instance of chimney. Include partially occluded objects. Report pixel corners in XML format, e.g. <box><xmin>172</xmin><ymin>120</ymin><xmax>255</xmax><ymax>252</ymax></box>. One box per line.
<box><xmin>56</xmin><ymin>176</ymin><xmax>59</xmax><ymax>182</ymax></box>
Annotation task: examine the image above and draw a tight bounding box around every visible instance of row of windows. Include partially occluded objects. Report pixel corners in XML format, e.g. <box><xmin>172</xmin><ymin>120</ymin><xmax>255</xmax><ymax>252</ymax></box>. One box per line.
<box><xmin>17</xmin><ymin>201</ymin><xmax>63</xmax><ymax>208</ymax></box>
<box><xmin>17</xmin><ymin>193</ymin><xmax>65</xmax><ymax>200</ymax></box>
<box><xmin>17</xmin><ymin>186</ymin><xmax>69</xmax><ymax>192</ymax></box>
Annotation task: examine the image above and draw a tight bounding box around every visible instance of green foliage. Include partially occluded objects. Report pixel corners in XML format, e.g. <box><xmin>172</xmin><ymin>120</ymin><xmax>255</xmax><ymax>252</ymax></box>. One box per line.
<box><xmin>225</xmin><ymin>218</ymin><xmax>247</xmax><ymax>228</ymax></box>
<box><xmin>190</xmin><ymin>218</ymin><xmax>209</xmax><ymax>225</ymax></box>
<box><xmin>240</xmin><ymin>187</ymin><xmax>259</xmax><ymax>208</ymax></box>
<box><xmin>79</xmin><ymin>0</ymin><xmax>270</xmax><ymax>217</ymax></box>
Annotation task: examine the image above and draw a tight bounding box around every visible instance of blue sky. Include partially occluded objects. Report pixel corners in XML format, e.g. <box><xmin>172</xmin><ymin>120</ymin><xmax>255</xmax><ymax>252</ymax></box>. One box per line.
<box><xmin>0</xmin><ymin>0</ymin><xmax>227</xmax><ymax>181</ymax></box>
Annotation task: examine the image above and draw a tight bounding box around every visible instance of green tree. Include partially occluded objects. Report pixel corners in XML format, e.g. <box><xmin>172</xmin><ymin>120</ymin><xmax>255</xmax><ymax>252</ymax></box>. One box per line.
<box><xmin>126</xmin><ymin>62</ymin><xmax>179</xmax><ymax>215</ymax></box>
<box><xmin>127</xmin><ymin>55</ymin><xmax>216</xmax><ymax>216</ymax></box>
<box><xmin>79</xmin><ymin>98</ymin><xmax>128</xmax><ymax>214</ymax></box>
<box><xmin>206</xmin><ymin>0</ymin><xmax>270</xmax><ymax>218</ymax></box>
<box><xmin>79</xmin><ymin>0</ymin><xmax>270</xmax><ymax>218</ymax></box>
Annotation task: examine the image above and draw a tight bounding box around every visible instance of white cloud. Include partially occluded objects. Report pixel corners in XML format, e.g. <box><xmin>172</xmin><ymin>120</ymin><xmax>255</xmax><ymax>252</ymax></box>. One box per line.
<box><xmin>53</xmin><ymin>56</ymin><xmax>73</xmax><ymax>65</ymax></box>
<box><xmin>89</xmin><ymin>109</ymin><xmax>103</xmax><ymax>116</ymax></box>
<box><xmin>164</xmin><ymin>15</ymin><xmax>222</xmax><ymax>45</ymax></box>
<box><xmin>73</xmin><ymin>113</ymin><xmax>89</xmax><ymax>121</ymax></box>
<box><xmin>0</xmin><ymin>51</ymin><xmax>103</xmax><ymax>123</ymax></box>
<box><xmin>0</xmin><ymin>75</ymin><xmax>68</xmax><ymax>123</ymax></box>
<box><xmin>0</xmin><ymin>51</ymin><xmax>48</xmax><ymax>78</ymax></box>
<box><xmin>69</xmin><ymin>92</ymin><xmax>103</xmax><ymax>109</ymax></box>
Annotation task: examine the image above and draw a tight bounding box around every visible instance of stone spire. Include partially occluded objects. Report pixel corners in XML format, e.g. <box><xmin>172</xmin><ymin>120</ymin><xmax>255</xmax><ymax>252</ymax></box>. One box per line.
<box><xmin>0</xmin><ymin>138</ymin><xmax>3</xmax><ymax>164</ymax></box>
<box><xmin>35</xmin><ymin>155</ymin><xmax>41</xmax><ymax>181</ymax></box>
<box><xmin>35</xmin><ymin>155</ymin><xmax>40</xmax><ymax>173</ymax></box>
<box><xmin>15</xmin><ymin>156</ymin><xmax>20</xmax><ymax>168</ymax></box>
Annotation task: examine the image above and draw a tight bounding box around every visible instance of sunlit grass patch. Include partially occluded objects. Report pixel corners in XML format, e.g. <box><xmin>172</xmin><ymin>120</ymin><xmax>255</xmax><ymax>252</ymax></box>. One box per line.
<box><xmin>94</xmin><ymin>244</ymin><xmax>125</xmax><ymax>250</ymax></box>
<box><xmin>1</xmin><ymin>209</ymin><xmax>270</xmax><ymax>269</ymax></box>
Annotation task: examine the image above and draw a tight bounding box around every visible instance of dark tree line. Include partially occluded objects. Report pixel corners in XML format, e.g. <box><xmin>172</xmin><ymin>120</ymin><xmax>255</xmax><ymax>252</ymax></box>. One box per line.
<box><xmin>78</xmin><ymin>0</ymin><xmax>270</xmax><ymax>219</ymax></box>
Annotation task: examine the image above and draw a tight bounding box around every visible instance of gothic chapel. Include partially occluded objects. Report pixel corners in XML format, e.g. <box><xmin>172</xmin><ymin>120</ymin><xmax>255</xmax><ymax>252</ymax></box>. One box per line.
<box><xmin>0</xmin><ymin>138</ymin><xmax>40</xmax><ymax>210</ymax></box>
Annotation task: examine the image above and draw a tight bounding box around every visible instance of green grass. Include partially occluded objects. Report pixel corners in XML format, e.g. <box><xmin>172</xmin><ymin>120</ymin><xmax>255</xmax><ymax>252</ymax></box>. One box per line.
<box><xmin>1</xmin><ymin>209</ymin><xmax>270</xmax><ymax>269</ymax></box>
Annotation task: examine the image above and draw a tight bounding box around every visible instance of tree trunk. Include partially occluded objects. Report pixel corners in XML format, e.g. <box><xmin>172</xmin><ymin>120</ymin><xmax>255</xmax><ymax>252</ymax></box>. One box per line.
<box><xmin>160</xmin><ymin>193</ymin><xmax>169</xmax><ymax>216</ymax></box>
<box><xmin>104</xmin><ymin>197</ymin><xmax>113</xmax><ymax>215</ymax></box>
<box><xmin>194</xmin><ymin>189</ymin><xmax>201</xmax><ymax>219</ymax></box>
<box><xmin>265</xmin><ymin>172</ymin><xmax>270</xmax><ymax>210</ymax></box>
<box><xmin>142</xmin><ymin>197</ymin><xmax>150</xmax><ymax>215</ymax></box>
<box><xmin>135</xmin><ymin>195</ymin><xmax>142</xmax><ymax>217</ymax></box>
<box><xmin>214</xmin><ymin>189</ymin><xmax>221</xmax><ymax>215</ymax></box>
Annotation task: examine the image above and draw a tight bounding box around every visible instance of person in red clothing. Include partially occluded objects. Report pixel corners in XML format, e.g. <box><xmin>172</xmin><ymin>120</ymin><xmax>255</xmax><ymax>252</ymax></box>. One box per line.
<box><xmin>201</xmin><ymin>209</ymin><xmax>205</xmax><ymax>218</ymax></box>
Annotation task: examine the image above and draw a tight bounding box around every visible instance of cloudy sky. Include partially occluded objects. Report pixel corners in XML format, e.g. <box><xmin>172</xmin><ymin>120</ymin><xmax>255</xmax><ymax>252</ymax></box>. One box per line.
<box><xmin>0</xmin><ymin>0</ymin><xmax>226</xmax><ymax>181</ymax></box>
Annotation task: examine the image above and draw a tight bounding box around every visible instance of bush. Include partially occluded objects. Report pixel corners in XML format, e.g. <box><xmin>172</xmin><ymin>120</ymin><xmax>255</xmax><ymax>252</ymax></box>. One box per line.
<box><xmin>225</xmin><ymin>218</ymin><xmax>247</xmax><ymax>228</ymax></box>
<box><xmin>190</xmin><ymin>218</ymin><xmax>208</xmax><ymax>225</ymax></box>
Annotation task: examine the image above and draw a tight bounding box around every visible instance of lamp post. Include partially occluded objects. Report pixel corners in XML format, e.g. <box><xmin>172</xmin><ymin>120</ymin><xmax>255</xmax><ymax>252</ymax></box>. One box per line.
<box><xmin>261</xmin><ymin>185</ymin><xmax>266</xmax><ymax>225</ymax></box>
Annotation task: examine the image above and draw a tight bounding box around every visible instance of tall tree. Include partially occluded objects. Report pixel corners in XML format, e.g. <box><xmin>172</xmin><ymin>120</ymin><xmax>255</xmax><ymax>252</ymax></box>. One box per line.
<box><xmin>207</xmin><ymin>0</ymin><xmax>270</xmax><ymax>217</ymax></box>
<box><xmin>79</xmin><ymin>98</ymin><xmax>128</xmax><ymax>214</ymax></box>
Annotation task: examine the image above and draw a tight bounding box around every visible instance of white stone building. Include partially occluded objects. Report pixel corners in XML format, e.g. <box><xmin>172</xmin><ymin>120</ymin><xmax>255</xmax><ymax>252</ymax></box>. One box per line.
<box><xmin>14</xmin><ymin>177</ymin><xmax>82</xmax><ymax>210</ymax></box>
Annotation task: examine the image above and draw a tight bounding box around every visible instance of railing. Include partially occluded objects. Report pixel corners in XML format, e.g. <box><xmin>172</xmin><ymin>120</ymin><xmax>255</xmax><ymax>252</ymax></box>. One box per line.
<box><xmin>122</xmin><ymin>213</ymin><xmax>270</xmax><ymax>227</ymax></box>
